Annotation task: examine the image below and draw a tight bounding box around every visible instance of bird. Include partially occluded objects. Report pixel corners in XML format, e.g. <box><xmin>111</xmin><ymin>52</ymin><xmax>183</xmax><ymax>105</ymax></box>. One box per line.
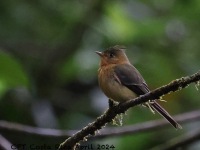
<box><xmin>96</xmin><ymin>45</ymin><xmax>182</xmax><ymax>129</ymax></box>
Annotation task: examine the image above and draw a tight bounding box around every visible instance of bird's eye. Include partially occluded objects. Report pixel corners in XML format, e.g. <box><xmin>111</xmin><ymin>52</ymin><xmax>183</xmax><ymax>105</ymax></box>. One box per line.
<box><xmin>109</xmin><ymin>53</ymin><xmax>115</xmax><ymax>58</ymax></box>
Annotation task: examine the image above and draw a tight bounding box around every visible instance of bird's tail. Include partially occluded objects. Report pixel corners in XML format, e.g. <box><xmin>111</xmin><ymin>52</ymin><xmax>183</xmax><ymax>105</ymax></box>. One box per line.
<box><xmin>150</xmin><ymin>102</ymin><xmax>182</xmax><ymax>129</ymax></box>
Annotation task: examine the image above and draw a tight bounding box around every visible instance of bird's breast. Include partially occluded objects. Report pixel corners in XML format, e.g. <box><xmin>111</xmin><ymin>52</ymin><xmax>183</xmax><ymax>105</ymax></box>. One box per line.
<box><xmin>98</xmin><ymin>66</ymin><xmax>138</xmax><ymax>102</ymax></box>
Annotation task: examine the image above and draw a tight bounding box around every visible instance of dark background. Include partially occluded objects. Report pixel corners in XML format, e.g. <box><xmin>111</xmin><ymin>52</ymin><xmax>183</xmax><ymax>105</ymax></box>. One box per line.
<box><xmin>0</xmin><ymin>0</ymin><xmax>200</xmax><ymax>149</ymax></box>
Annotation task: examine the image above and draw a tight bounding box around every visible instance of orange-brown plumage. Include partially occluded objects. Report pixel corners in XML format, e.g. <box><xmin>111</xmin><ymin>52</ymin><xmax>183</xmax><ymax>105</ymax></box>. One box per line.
<box><xmin>96</xmin><ymin>45</ymin><xmax>182</xmax><ymax>129</ymax></box>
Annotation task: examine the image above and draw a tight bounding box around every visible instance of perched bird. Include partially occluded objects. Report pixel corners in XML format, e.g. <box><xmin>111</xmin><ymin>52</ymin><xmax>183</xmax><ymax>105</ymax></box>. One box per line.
<box><xmin>96</xmin><ymin>45</ymin><xmax>181</xmax><ymax>129</ymax></box>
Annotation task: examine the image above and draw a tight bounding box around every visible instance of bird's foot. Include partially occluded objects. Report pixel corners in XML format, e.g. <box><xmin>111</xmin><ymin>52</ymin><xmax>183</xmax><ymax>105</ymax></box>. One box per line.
<box><xmin>159</xmin><ymin>99</ymin><xmax>167</xmax><ymax>102</ymax></box>
<box><xmin>146</xmin><ymin>101</ymin><xmax>155</xmax><ymax>114</ymax></box>
<box><xmin>108</xmin><ymin>99</ymin><xmax>118</xmax><ymax>108</ymax></box>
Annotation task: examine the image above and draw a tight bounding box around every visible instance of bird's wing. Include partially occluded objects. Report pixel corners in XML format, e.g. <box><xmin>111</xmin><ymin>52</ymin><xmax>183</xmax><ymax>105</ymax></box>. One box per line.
<box><xmin>114</xmin><ymin>64</ymin><xmax>149</xmax><ymax>95</ymax></box>
<box><xmin>114</xmin><ymin>64</ymin><xmax>182</xmax><ymax>129</ymax></box>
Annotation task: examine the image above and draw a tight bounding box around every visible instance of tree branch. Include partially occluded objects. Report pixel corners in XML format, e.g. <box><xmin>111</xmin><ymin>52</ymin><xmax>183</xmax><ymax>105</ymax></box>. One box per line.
<box><xmin>58</xmin><ymin>71</ymin><xmax>200</xmax><ymax>150</ymax></box>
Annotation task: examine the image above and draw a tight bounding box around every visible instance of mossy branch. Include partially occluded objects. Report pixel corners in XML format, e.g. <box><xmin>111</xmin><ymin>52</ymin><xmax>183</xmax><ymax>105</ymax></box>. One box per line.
<box><xmin>58</xmin><ymin>71</ymin><xmax>200</xmax><ymax>150</ymax></box>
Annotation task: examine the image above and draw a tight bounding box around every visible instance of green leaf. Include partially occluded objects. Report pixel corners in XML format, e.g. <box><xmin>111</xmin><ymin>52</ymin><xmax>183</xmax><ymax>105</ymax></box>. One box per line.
<box><xmin>0</xmin><ymin>51</ymin><xmax>29</xmax><ymax>97</ymax></box>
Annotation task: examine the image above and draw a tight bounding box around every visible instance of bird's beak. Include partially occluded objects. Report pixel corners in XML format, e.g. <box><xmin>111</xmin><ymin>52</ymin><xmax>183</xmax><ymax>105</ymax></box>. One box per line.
<box><xmin>95</xmin><ymin>51</ymin><xmax>103</xmax><ymax>57</ymax></box>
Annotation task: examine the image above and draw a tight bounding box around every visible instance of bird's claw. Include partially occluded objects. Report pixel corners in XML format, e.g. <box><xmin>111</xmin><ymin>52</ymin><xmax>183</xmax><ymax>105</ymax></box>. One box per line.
<box><xmin>159</xmin><ymin>99</ymin><xmax>167</xmax><ymax>102</ymax></box>
<box><xmin>146</xmin><ymin>101</ymin><xmax>155</xmax><ymax>114</ymax></box>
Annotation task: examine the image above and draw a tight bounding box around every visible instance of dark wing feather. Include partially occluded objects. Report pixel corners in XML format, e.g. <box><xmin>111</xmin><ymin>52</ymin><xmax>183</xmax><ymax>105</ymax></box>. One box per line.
<box><xmin>114</xmin><ymin>64</ymin><xmax>149</xmax><ymax>95</ymax></box>
<box><xmin>114</xmin><ymin>64</ymin><xmax>182</xmax><ymax>129</ymax></box>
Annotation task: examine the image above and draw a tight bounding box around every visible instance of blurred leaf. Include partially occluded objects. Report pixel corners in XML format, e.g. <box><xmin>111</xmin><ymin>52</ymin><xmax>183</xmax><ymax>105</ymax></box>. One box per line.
<box><xmin>59</xmin><ymin>56</ymin><xmax>78</xmax><ymax>83</ymax></box>
<box><xmin>0</xmin><ymin>51</ymin><xmax>29</xmax><ymax>97</ymax></box>
<box><xmin>118</xmin><ymin>133</ymin><xmax>154</xmax><ymax>150</ymax></box>
<box><xmin>102</xmin><ymin>2</ymin><xmax>137</xmax><ymax>42</ymax></box>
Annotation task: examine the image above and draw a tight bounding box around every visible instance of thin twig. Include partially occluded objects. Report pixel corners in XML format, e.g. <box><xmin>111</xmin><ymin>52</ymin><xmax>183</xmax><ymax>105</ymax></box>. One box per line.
<box><xmin>0</xmin><ymin>120</ymin><xmax>75</xmax><ymax>138</ymax></box>
<box><xmin>58</xmin><ymin>71</ymin><xmax>200</xmax><ymax>149</ymax></box>
<box><xmin>0</xmin><ymin>110</ymin><xmax>200</xmax><ymax>139</ymax></box>
<box><xmin>0</xmin><ymin>134</ymin><xmax>15</xmax><ymax>150</ymax></box>
<box><xmin>151</xmin><ymin>128</ymin><xmax>200</xmax><ymax>150</ymax></box>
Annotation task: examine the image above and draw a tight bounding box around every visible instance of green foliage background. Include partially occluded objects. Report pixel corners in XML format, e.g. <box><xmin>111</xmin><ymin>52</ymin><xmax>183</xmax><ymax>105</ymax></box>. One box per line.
<box><xmin>0</xmin><ymin>0</ymin><xmax>200</xmax><ymax>149</ymax></box>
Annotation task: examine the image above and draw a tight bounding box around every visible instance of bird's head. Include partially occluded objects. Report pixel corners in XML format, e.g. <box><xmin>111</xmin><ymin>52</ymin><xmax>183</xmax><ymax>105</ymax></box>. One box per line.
<box><xmin>96</xmin><ymin>45</ymin><xmax>129</xmax><ymax>67</ymax></box>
